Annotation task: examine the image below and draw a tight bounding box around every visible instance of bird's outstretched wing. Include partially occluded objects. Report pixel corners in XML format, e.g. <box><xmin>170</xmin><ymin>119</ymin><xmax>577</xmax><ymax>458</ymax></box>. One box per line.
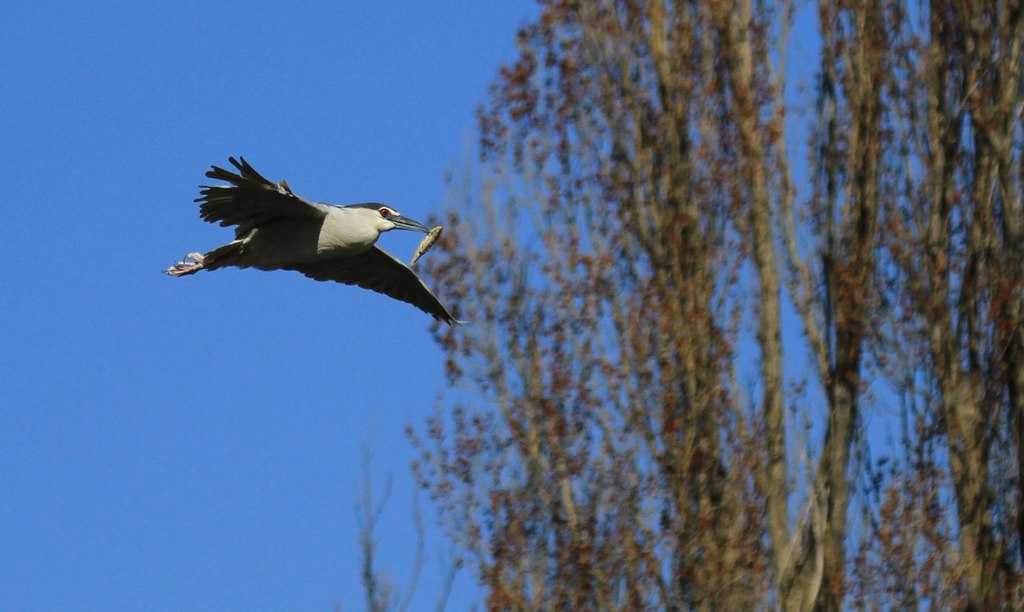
<box><xmin>197</xmin><ymin>157</ymin><xmax>329</xmax><ymax>237</ymax></box>
<box><xmin>284</xmin><ymin>247</ymin><xmax>456</xmax><ymax>324</ymax></box>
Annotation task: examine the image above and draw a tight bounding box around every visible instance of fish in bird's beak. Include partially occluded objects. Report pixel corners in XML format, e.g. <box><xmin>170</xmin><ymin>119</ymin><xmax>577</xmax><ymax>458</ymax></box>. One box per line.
<box><xmin>391</xmin><ymin>214</ymin><xmax>430</xmax><ymax>233</ymax></box>
<box><xmin>411</xmin><ymin>226</ymin><xmax>443</xmax><ymax>264</ymax></box>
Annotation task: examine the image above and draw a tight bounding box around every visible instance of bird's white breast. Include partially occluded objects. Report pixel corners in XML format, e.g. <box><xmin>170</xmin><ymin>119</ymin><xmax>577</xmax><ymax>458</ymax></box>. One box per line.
<box><xmin>317</xmin><ymin>207</ymin><xmax>378</xmax><ymax>255</ymax></box>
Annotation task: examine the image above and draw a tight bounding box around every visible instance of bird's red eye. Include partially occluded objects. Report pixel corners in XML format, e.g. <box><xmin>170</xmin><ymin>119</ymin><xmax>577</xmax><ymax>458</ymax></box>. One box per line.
<box><xmin>379</xmin><ymin>208</ymin><xmax>390</xmax><ymax>218</ymax></box>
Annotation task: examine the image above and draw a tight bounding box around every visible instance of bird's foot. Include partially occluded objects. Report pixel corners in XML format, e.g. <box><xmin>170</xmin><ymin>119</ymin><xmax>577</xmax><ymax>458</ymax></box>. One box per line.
<box><xmin>164</xmin><ymin>252</ymin><xmax>205</xmax><ymax>276</ymax></box>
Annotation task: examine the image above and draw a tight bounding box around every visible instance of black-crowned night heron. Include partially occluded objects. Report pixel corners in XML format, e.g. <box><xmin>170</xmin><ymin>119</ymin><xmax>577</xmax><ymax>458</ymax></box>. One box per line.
<box><xmin>165</xmin><ymin>157</ymin><xmax>456</xmax><ymax>324</ymax></box>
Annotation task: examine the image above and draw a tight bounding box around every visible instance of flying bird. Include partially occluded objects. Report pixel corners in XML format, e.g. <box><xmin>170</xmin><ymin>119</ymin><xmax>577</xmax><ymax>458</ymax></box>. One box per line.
<box><xmin>165</xmin><ymin>157</ymin><xmax>456</xmax><ymax>324</ymax></box>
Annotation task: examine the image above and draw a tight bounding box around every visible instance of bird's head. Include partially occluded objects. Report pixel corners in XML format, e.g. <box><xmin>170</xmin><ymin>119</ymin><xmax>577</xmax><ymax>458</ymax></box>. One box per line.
<box><xmin>351</xmin><ymin>204</ymin><xmax>430</xmax><ymax>235</ymax></box>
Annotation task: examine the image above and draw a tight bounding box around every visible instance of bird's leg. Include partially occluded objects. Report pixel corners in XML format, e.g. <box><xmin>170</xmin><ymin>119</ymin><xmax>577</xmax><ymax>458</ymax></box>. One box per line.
<box><xmin>164</xmin><ymin>252</ymin><xmax>206</xmax><ymax>276</ymax></box>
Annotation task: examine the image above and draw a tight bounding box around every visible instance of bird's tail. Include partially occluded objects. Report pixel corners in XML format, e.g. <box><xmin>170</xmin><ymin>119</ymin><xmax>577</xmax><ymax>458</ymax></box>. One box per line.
<box><xmin>201</xmin><ymin>241</ymin><xmax>244</xmax><ymax>270</ymax></box>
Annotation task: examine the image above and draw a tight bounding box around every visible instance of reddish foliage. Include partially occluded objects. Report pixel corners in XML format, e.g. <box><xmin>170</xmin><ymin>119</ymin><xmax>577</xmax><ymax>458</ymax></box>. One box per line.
<box><xmin>410</xmin><ymin>0</ymin><xmax>1024</xmax><ymax>609</ymax></box>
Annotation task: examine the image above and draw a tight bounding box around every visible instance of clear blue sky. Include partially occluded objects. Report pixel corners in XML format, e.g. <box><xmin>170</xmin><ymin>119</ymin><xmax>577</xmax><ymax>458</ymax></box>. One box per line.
<box><xmin>1</xmin><ymin>2</ymin><xmax>533</xmax><ymax>610</ymax></box>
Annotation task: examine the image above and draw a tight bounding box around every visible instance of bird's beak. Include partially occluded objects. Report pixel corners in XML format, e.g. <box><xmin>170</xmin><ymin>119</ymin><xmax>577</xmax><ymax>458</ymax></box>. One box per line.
<box><xmin>391</xmin><ymin>214</ymin><xmax>430</xmax><ymax>233</ymax></box>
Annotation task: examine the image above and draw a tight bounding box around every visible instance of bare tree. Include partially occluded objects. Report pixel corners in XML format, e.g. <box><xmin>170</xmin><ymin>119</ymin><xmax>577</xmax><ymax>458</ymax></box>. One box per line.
<box><xmin>411</xmin><ymin>0</ymin><xmax>1024</xmax><ymax>608</ymax></box>
<box><xmin>357</xmin><ymin>441</ymin><xmax>440</xmax><ymax>612</ymax></box>
<box><xmin>879</xmin><ymin>0</ymin><xmax>1024</xmax><ymax>608</ymax></box>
